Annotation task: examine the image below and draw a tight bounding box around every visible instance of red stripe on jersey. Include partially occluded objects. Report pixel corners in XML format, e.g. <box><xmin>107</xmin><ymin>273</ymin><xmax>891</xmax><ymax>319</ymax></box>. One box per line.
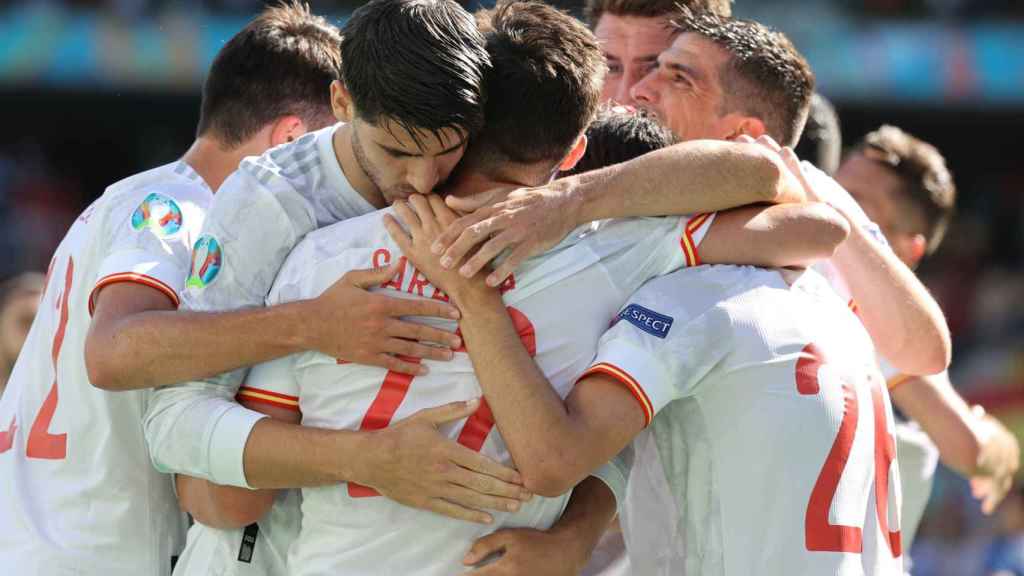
<box><xmin>579</xmin><ymin>362</ymin><xmax>654</xmax><ymax>427</ymax></box>
<box><xmin>89</xmin><ymin>272</ymin><xmax>179</xmax><ymax>315</ymax></box>
<box><xmin>679</xmin><ymin>212</ymin><xmax>712</xmax><ymax>267</ymax></box>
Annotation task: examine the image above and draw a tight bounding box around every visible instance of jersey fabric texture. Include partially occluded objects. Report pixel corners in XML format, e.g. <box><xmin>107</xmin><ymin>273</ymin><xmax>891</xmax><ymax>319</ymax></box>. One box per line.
<box><xmin>0</xmin><ymin>161</ymin><xmax>208</xmax><ymax>575</ymax></box>
<box><xmin>143</xmin><ymin>123</ymin><xmax>375</xmax><ymax>489</ymax></box>
<box><xmin>239</xmin><ymin>208</ymin><xmax>715</xmax><ymax>575</ymax></box>
<box><xmin>588</xmin><ymin>266</ymin><xmax>904</xmax><ymax>576</ymax></box>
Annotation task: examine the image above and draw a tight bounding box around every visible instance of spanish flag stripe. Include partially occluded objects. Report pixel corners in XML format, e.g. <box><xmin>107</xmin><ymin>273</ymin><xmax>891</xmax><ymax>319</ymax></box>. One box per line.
<box><xmin>579</xmin><ymin>362</ymin><xmax>654</xmax><ymax>427</ymax></box>
<box><xmin>89</xmin><ymin>273</ymin><xmax>179</xmax><ymax>315</ymax></box>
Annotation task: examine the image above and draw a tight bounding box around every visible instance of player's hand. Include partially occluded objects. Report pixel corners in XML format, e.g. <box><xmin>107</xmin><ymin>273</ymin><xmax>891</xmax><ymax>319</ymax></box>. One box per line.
<box><xmin>970</xmin><ymin>411</ymin><xmax>1020</xmax><ymax>515</ymax></box>
<box><xmin>385</xmin><ymin>195</ymin><xmax>496</xmax><ymax>307</ymax></box>
<box><xmin>463</xmin><ymin>527</ymin><xmax>586</xmax><ymax>575</ymax></box>
<box><xmin>304</xmin><ymin>262</ymin><xmax>463</xmax><ymax>376</ymax></box>
<box><xmin>432</xmin><ymin>179</ymin><xmax>582</xmax><ymax>288</ymax></box>
<box><xmin>362</xmin><ymin>398</ymin><xmax>532</xmax><ymax>524</ymax></box>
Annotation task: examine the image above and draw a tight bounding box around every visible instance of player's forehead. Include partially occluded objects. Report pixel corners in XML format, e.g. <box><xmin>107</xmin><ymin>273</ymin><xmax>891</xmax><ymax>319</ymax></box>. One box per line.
<box><xmin>365</xmin><ymin>117</ymin><xmax>467</xmax><ymax>156</ymax></box>
<box><xmin>594</xmin><ymin>13</ymin><xmax>676</xmax><ymax>61</ymax></box>
<box><xmin>660</xmin><ymin>34</ymin><xmax>723</xmax><ymax>77</ymax></box>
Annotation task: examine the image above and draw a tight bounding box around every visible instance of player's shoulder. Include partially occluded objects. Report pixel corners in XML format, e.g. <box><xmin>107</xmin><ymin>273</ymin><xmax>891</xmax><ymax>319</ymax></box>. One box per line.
<box><xmin>237</xmin><ymin>124</ymin><xmax>334</xmax><ymax>186</ymax></box>
<box><xmin>99</xmin><ymin>161</ymin><xmax>212</xmax><ymax>229</ymax></box>
<box><xmin>632</xmin><ymin>265</ymin><xmax>781</xmax><ymax>319</ymax></box>
<box><xmin>269</xmin><ymin>207</ymin><xmax>392</xmax><ymax>304</ymax></box>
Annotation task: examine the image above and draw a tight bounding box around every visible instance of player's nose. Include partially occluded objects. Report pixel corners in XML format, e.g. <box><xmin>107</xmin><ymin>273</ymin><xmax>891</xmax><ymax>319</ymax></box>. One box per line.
<box><xmin>407</xmin><ymin>160</ymin><xmax>441</xmax><ymax>195</ymax></box>
<box><xmin>631</xmin><ymin>72</ymin><xmax>658</xmax><ymax>106</ymax></box>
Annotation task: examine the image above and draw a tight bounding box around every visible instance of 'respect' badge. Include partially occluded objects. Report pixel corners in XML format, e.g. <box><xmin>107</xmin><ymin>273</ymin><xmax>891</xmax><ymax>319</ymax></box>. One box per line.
<box><xmin>187</xmin><ymin>235</ymin><xmax>222</xmax><ymax>289</ymax></box>
<box><xmin>132</xmin><ymin>193</ymin><xmax>183</xmax><ymax>236</ymax></box>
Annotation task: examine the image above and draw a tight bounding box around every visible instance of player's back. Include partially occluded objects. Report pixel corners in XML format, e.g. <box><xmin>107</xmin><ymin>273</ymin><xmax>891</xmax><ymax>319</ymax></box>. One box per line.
<box><xmin>0</xmin><ymin>161</ymin><xmax>209</xmax><ymax>575</ymax></box>
<box><xmin>254</xmin><ymin>207</ymin><xmax>709</xmax><ymax>576</ymax></box>
<box><xmin>607</xmin><ymin>266</ymin><xmax>903</xmax><ymax>576</ymax></box>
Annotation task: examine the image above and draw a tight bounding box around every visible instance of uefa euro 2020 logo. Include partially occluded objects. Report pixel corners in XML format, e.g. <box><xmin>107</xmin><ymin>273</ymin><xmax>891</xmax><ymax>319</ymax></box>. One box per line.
<box><xmin>131</xmin><ymin>193</ymin><xmax>183</xmax><ymax>236</ymax></box>
<box><xmin>187</xmin><ymin>235</ymin><xmax>222</xmax><ymax>289</ymax></box>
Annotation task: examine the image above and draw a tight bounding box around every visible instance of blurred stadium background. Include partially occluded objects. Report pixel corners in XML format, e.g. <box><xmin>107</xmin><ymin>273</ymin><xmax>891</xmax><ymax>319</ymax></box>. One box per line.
<box><xmin>0</xmin><ymin>1</ymin><xmax>1021</xmax><ymax>573</ymax></box>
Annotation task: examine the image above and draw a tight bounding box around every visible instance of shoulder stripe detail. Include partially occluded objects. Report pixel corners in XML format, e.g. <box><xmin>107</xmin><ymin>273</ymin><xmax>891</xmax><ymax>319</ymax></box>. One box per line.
<box><xmin>680</xmin><ymin>212</ymin><xmax>712</xmax><ymax>267</ymax></box>
<box><xmin>237</xmin><ymin>387</ymin><xmax>300</xmax><ymax>412</ymax></box>
<box><xmin>887</xmin><ymin>373</ymin><xmax>912</xmax><ymax>391</ymax></box>
<box><xmin>580</xmin><ymin>362</ymin><xmax>654</xmax><ymax>427</ymax></box>
<box><xmin>89</xmin><ymin>273</ymin><xmax>179</xmax><ymax>316</ymax></box>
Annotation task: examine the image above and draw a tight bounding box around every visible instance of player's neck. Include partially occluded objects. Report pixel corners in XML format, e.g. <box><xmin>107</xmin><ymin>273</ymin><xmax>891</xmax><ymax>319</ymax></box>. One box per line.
<box><xmin>332</xmin><ymin>123</ymin><xmax>386</xmax><ymax>209</ymax></box>
<box><xmin>181</xmin><ymin>137</ymin><xmax>259</xmax><ymax>193</ymax></box>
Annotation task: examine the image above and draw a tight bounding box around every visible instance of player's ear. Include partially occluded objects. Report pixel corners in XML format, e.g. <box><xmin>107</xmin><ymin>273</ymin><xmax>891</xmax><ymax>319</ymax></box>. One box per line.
<box><xmin>724</xmin><ymin>116</ymin><xmax>767</xmax><ymax>142</ymax></box>
<box><xmin>558</xmin><ymin>134</ymin><xmax>588</xmax><ymax>173</ymax></box>
<box><xmin>907</xmin><ymin>233</ymin><xmax>927</xmax><ymax>268</ymax></box>
<box><xmin>269</xmin><ymin>116</ymin><xmax>307</xmax><ymax>147</ymax></box>
<box><xmin>331</xmin><ymin>80</ymin><xmax>356</xmax><ymax>122</ymax></box>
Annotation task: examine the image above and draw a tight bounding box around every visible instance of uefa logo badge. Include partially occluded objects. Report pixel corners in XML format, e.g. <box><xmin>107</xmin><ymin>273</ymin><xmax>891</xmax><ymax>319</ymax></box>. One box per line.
<box><xmin>132</xmin><ymin>193</ymin><xmax>183</xmax><ymax>236</ymax></box>
<box><xmin>187</xmin><ymin>235</ymin><xmax>222</xmax><ymax>289</ymax></box>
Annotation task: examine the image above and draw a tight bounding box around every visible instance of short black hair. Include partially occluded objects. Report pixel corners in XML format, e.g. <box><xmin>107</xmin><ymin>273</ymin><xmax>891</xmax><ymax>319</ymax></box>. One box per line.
<box><xmin>855</xmin><ymin>125</ymin><xmax>956</xmax><ymax>254</ymax></box>
<box><xmin>564</xmin><ymin>106</ymin><xmax>675</xmax><ymax>176</ymax></box>
<box><xmin>197</xmin><ymin>1</ymin><xmax>342</xmax><ymax>147</ymax></box>
<box><xmin>584</xmin><ymin>0</ymin><xmax>732</xmax><ymax>28</ymax></box>
<box><xmin>341</xmin><ymin>0</ymin><xmax>489</xmax><ymax>148</ymax></box>
<box><xmin>465</xmin><ymin>0</ymin><xmax>605</xmax><ymax>174</ymax></box>
<box><xmin>795</xmin><ymin>93</ymin><xmax>842</xmax><ymax>175</ymax></box>
<box><xmin>675</xmin><ymin>8</ymin><xmax>815</xmax><ymax>147</ymax></box>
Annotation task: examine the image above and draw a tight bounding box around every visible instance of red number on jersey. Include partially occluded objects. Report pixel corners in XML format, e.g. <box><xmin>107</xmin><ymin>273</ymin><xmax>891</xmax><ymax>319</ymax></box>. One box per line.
<box><xmin>348</xmin><ymin>306</ymin><xmax>535</xmax><ymax>498</ymax></box>
<box><xmin>796</xmin><ymin>343</ymin><xmax>901</xmax><ymax>556</ymax></box>
<box><xmin>0</xmin><ymin>257</ymin><xmax>73</xmax><ymax>460</ymax></box>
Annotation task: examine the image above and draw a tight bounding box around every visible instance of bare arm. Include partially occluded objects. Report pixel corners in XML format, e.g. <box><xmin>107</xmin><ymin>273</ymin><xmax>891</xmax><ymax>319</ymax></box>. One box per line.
<box><xmin>700</xmin><ymin>202</ymin><xmax>849</xmax><ymax>268</ymax></box>
<box><xmin>463</xmin><ymin>476</ymin><xmax>618</xmax><ymax>575</ymax></box>
<box><xmin>435</xmin><ymin>139</ymin><xmax>805</xmax><ymax>286</ymax></box>
<box><xmin>86</xmin><ymin>265</ymin><xmax>463</xmax><ymax>391</ymax></box>
<box><xmin>781</xmin><ymin>150</ymin><xmax>951</xmax><ymax>375</ymax></box>
<box><xmin>891</xmin><ymin>373</ymin><xmax>1020</xmax><ymax>513</ymax></box>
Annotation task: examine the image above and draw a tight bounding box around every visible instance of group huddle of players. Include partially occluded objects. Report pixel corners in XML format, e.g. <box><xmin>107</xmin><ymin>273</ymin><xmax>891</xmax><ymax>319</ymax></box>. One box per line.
<box><xmin>0</xmin><ymin>0</ymin><xmax>1019</xmax><ymax>575</ymax></box>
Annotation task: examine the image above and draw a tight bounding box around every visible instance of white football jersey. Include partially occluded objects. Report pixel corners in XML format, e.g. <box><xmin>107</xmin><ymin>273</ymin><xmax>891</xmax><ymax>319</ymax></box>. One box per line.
<box><xmin>241</xmin><ymin>208</ymin><xmax>716</xmax><ymax>576</ymax></box>
<box><xmin>172</xmin><ymin>489</ymin><xmax>300</xmax><ymax>576</ymax></box>
<box><xmin>144</xmin><ymin>123</ymin><xmax>375</xmax><ymax>489</ymax></box>
<box><xmin>587</xmin><ymin>266</ymin><xmax>904</xmax><ymax>576</ymax></box>
<box><xmin>877</xmin><ymin>359</ymin><xmax>939</xmax><ymax>575</ymax></box>
<box><xmin>0</xmin><ymin>161</ymin><xmax>208</xmax><ymax>575</ymax></box>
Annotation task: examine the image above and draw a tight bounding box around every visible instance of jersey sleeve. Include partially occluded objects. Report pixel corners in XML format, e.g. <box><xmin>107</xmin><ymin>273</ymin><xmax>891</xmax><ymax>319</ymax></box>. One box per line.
<box><xmin>237</xmin><ymin>356</ymin><xmax>301</xmax><ymax>414</ymax></box>
<box><xmin>586</xmin><ymin>213</ymin><xmax>716</xmax><ymax>299</ymax></box>
<box><xmin>88</xmin><ymin>182</ymin><xmax>209</xmax><ymax>314</ymax></box>
<box><xmin>180</xmin><ymin>159</ymin><xmax>317</xmax><ymax>314</ymax></box>
<box><xmin>577</xmin><ymin>276</ymin><xmax>733</xmax><ymax>427</ymax></box>
<box><xmin>588</xmin><ymin>444</ymin><xmax>635</xmax><ymax>508</ymax></box>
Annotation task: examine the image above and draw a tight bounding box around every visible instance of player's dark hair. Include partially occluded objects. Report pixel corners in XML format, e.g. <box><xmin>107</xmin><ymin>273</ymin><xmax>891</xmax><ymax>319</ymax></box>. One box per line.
<box><xmin>674</xmin><ymin>8</ymin><xmax>815</xmax><ymax>147</ymax></box>
<box><xmin>464</xmin><ymin>0</ymin><xmax>604</xmax><ymax>174</ymax></box>
<box><xmin>855</xmin><ymin>125</ymin><xmax>956</xmax><ymax>254</ymax></box>
<box><xmin>564</xmin><ymin>106</ymin><xmax>675</xmax><ymax>176</ymax></box>
<box><xmin>795</xmin><ymin>93</ymin><xmax>842</xmax><ymax>175</ymax></box>
<box><xmin>196</xmin><ymin>1</ymin><xmax>342</xmax><ymax>147</ymax></box>
<box><xmin>583</xmin><ymin>0</ymin><xmax>732</xmax><ymax>28</ymax></box>
<box><xmin>0</xmin><ymin>272</ymin><xmax>44</xmax><ymax>314</ymax></box>
<box><xmin>340</xmin><ymin>0</ymin><xmax>489</xmax><ymax>148</ymax></box>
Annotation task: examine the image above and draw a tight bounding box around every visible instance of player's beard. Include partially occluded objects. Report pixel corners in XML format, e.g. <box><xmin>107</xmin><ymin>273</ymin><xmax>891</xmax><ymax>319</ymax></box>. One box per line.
<box><xmin>351</xmin><ymin>127</ymin><xmax>418</xmax><ymax>205</ymax></box>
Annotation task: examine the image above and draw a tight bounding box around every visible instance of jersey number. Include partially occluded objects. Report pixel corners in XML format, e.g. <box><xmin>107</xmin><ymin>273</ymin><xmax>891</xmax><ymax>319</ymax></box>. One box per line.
<box><xmin>797</xmin><ymin>343</ymin><xmax>900</xmax><ymax>557</ymax></box>
<box><xmin>0</xmin><ymin>257</ymin><xmax>73</xmax><ymax>460</ymax></box>
<box><xmin>348</xmin><ymin>306</ymin><xmax>535</xmax><ymax>498</ymax></box>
